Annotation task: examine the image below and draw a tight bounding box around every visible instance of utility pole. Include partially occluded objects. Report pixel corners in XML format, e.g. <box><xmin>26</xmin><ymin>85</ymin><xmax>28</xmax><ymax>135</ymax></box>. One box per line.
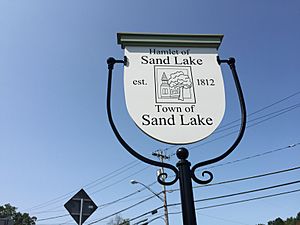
<box><xmin>152</xmin><ymin>150</ymin><xmax>170</xmax><ymax>225</ymax></box>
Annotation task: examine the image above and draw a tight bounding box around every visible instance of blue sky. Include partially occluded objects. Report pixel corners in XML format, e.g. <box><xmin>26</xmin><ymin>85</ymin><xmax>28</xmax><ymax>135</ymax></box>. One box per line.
<box><xmin>0</xmin><ymin>1</ymin><xmax>300</xmax><ymax>225</ymax></box>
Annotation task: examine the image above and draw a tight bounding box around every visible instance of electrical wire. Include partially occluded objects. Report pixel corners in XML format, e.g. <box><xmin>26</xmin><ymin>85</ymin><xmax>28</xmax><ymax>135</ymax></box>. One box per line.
<box><xmin>164</xmin><ymin>90</ymin><xmax>300</xmax><ymax>152</ymax></box>
<box><xmin>129</xmin><ymin>181</ymin><xmax>300</xmax><ymax>223</ymax></box>
<box><xmin>29</xmin><ymin>90</ymin><xmax>300</xmax><ymax>223</ymax></box>
<box><xmin>85</xmin><ymin>161</ymin><xmax>142</xmax><ymax>190</ymax></box>
<box><xmin>27</xmin><ymin>91</ymin><xmax>300</xmax><ymax>213</ymax></box>
<box><xmin>87</xmin><ymin>194</ymin><xmax>159</xmax><ymax>225</ymax></box>
<box><xmin>99</xmin><ymin>164</ymin><xmax>300</xmax><ymax>207</ymax></box>
<box><xmin>189</xmin><ymin>104</ymin><xmax>300</xmax><ymax>150</ymax></box>
<box><xmin>196</xmin><ymin>188</ymin><xmax>300</xmax><ymax>210</ymax></box>
<box><xmin>215</xmin><ymin>103</ymin><xmax>300</xmax><ymax>134</ymax></box>
<box><xmin>83</xmin><ymin>173</ymin><xmax>300</xmax><ymax>224</ymax></box>
<box><xmin>218</xmin><ymin>91</ymin><xmax>300</xmax><ymax>129</ymax></box>
<box><xmin>166</xmin><ymin>211</ymin><xmax>252</xmax><ymax>225</ymax></box>
<box><xmin>202</xmin><ymin>142</ymin><xmax>300</xmax><ymax>170</ymax></box>
<box><xmin>166</xmin><ymin>179</ymin><xmax>300</xmax><ymax>208</ymax></box>
<box><xmin>168</xmin><ymin>164</ymin><xmax>300</xmax><ymax>192</ymax></box>
<box><xmin>195</xmin><ymin>213</ymin><xmax>251</xmax><ymax>225</ymax></box>
<box><xmin>98</xmin><ymin>181</ymin><xmax>157</xmax><ymax>208</ymax></box>
<box><xmin>36</xmin><ymin>214</ymin><xmax>70</xmax><ymax>222</ymax></box>
<box><xmin>97</xmin><ymin>164</ymin><xmax>300</xmax><ymax>212</ymax></box>
<box><xmin>31</xmin><ymin>143</ymin><xmax>300</xmax><ymax>224</ymax></box>
<box><xmin>90</xmin><ymin>165</ymin><xmax>151</xmax><ymax>195</ymax></box>
<box><xmin>195</xmin><ymin>180</ymin><xmax>300</xmax><ymax>203</ymax></box>
<box><xmin>27</xmin><ymin>161</ymin><xmax>141</xmax><ymax>211</ymax></box>
<box><xmin>91</xmin><ymin>158</ymin><xmax>300</xmax><ymax>210</ymax></box>
<box><xmin>35</xmin><ymin>143</ymin><xmax>300</xmax><ymax>223</ymax></box>
<box><xmin>159</xmin><ymin>142</ymin><xmax>300</xmax><ymax>191</ymax></box>
<box><xmin>32</xmin><ymin>164</ymin><xmax>151</xmax><ymax>216</ymax></box>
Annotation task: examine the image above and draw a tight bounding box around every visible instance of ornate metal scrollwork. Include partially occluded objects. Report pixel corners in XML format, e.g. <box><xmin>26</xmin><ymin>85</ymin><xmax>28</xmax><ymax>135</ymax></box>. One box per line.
<box><xmin>106</xmin><ymin>57</ymin><xmax>179</xmax><ymax>186</ymax></box>
<box><xmin>106</xmin><ymin>56</ymin><xmax>246</xmax><ymax>188</ymax></box>
<box><xmin>157</xmin><ymin>170</ymin><xmax>178</xmax><ymax>186</ymax></box>
<box><xmin>190</xmin><ymin>56</ymin><xmax>247</xmax><ymax>185</ymax></box>
<box><xmin>191</xmin><ymin>170</ymin><xmax>213</xmax><ymax>185</ymax></box>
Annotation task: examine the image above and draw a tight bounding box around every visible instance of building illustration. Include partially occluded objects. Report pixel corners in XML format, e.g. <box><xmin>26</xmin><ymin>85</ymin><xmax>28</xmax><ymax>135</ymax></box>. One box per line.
<box><xmin>155</xmin><ymin>66</ymin><xmax>196</xmax><ymax>104</ymax></box>
<box><xmin>160</xmin><ymin>72</ymin><xmax>180</xmax><ymax>98</ymax></box>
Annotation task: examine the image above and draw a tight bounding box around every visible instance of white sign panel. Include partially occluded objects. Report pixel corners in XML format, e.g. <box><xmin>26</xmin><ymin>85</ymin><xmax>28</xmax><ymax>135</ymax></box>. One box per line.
<box><xmin>124</xmin><ymin>46</ymin><xmax>225</xmax><ymax>144</ymax></box>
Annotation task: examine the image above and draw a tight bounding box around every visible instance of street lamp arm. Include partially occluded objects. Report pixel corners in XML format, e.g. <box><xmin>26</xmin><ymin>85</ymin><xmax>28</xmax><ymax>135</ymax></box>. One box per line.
<box><xmin>133</xmin><ymin>181</ymin><xmax>164</xmax><ymax>202</ymax></box>
<box><xmin>106</xmin><ymin>57</ymin><xmax>179</xmax><ymax>186</ymax></box>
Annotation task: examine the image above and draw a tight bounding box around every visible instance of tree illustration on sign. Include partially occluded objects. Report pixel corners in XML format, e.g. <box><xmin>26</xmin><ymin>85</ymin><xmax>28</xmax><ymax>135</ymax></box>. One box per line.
<box><xmin>168</xmin><ymin>71</ymin><xmax>192</xmax><ymax>101</ymax></box>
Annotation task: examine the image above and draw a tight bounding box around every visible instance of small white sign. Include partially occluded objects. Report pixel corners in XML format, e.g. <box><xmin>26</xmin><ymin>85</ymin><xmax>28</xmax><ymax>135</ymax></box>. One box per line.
<box><xmin>124</xmin><ymin>46</ymin><xmax>225</xmax><ymax>144</ymax></box>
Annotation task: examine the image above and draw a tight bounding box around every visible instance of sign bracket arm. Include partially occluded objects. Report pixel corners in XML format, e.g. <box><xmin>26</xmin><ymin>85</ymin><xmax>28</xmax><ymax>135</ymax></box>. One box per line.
<box><xmin>106</xmin><ymin>57</ymin><xmax>179</xmax><ymax>186</ymax></box>
<box><xmin>191</xmin><ymin>57</ymin><xmax>247</xmax><ymax>184</ymax></box>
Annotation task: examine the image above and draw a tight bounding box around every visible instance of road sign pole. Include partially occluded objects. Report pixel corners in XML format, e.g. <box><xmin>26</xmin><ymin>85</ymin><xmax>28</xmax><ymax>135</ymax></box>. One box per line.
<box><xmin>79</xmin><ymin>199</ymin><xmax>83</xmax><ymax>225</ymax></box>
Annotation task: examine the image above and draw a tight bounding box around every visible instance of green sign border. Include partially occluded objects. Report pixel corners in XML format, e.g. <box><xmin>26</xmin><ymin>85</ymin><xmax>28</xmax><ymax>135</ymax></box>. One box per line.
<box><xmin>117</xmin><ymin>32</ymin><xmax>223</xmax><ymax>49</ymax></box>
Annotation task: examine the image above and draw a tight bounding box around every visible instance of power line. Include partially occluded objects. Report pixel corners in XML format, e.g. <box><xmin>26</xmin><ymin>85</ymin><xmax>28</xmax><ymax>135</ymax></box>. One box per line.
<box><xmin>195</xmin><ymin>213</ymin><xmax>251</xmax><ymax>225</ymax></box>
<box><xmin>202</xmin><ymin>142</ymin><xmax>300</xmax><ymax>170</ymax></box>
<box><xmin>85</xmin><ymin>161</ymin><xmax>141</xmax><ymax>190</ymax></box>
<box><xmin>88</xmin><ymin>177</ymin><xmax>300</xmax><ymax>224</ymax></box>
<box><xmin>195</xmin><ymin>180</ymin><xmax>300</xmax><ymax>203</ymax></box>
<box><xmin>167</xmin><ymin>164</ymin><xmax>300</xmax><ymax>192</ymax></box>
<box><xmin>98</xmin><ymin>164</ymin><xmax>300</xmax><ymax>215</ymax></box>
<box><xmin>164</xmin><ymin>103</ymin><xmax>299</xmax><ymax>155</ymax></box>
<box><xmin>36</xmin><ymin>214</ymin><xmax>70</xmax><ymax>222</ymax></box>
<box><xmin>167</xmin><ymin>211</ymin><xmax>252</xmax><ymax>225</ymax></box>
<box><xmin>28</xmin><ymin>161</ymin><xmax>142</xmax><ymax>212</ymax></box>
<box><xmin>33</xmin><ymin>145</ymin><xmax>299</xmax><ymax>223</ymax></box>
<box><xmin>164</xmin><ymin>90</ymin><xmax>300</xmax><ymax>152</ymax></box>
<box><xmin>90</xmin><ymin>165</ymin><xmax>150</xmax><ymax>195</ymax></box>
<box><xmin>129</xmin><ymin>181</ymin><xmax>300</xmax><ymax>223</ymax></box>
<box><xmin>160</xmin><ymin>142</ymin><xmax>300</xmax><ymax>191</ymax></box>
<box><xmin>36</xmin><ymin>219</ymin><xmax>75</xmax><ymax>225</ymax></box>
<box><xmin>27</xmin><ymin>91</ymin><xmax>300</xmax><ymax>213</ymax></box>
<box><xmin>219</xmin><ymin>90</ymin><xmax>300</xmax><ymax>129</ymax></box>
<box><xmin>84</xmin><ymin>147</ymin><xmax>300</xmax><ymax>211</ymax></box>
<box><xmin>31</xmin><ymin>92</ymin><xmax>300</xmax><ymax>221</ymax></box>
<box><xmin>97</xmin><ymin>181</ymin><xmax>157</xmax><ymax>208</ymax></box>
<box><xmin>167</xmin><ymin>179</ymin><xmax>300</xmax><ymax>208</ymax></box>
<box><xmin>87</xmin><ymin>194</ymin><xmax>160</xmax><ymax>225</ymax></box>
<box><xmin>87</xmin><ymin>145</ymin><xmax>300</xmax><ymax>213</ymax></box>
<box><xmin>196</xmin><ymin>188</ymin><xmax>300</xmax><ymax>210</ymax></box>
<box><xmin>215</xmin><ymin>103</ymin><xmax>300</xmax><ymax>134</ymax></box>
<box><xmin>166</xmin><ymin>188</ymin><xmax>300</xmax><ymax>214</ymax></box>
<box><xmin>31</xmin><ymin>210</ymin><xmax>66</xmax><ymax>215</ymax></box>
<box><xmin>189</xmin><ymin>104</ymin><xmax>300</xmax><ymax>150</ymax></box>
<box><xmin>32</xmin><ymin>164</ymin><xmax>151</xmax><ymax>217</ymax></box>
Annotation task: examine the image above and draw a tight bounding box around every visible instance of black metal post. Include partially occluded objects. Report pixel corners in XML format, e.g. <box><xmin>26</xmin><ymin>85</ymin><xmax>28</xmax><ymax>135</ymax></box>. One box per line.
<box><xmin>106</xmin><ymin>56</ymin><xmax>246</xmax><ymax>225</ymax></box>
<box><xmin>176</xmin><ymin>148</ymin><xmax>197</xmax><ymax>225</ymax></box>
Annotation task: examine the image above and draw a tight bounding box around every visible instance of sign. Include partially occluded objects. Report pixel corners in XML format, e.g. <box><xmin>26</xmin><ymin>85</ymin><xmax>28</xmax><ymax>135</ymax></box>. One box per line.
<box><xmin>0</xmin><ymin>218</ymin><xmax>13</xmax><ymax>225</ymax></box>
<box><xmin>64</xmin><ymin>189</ymin><xmax>98</xmax><ymax>225</ymax></box>
<box><xmin>118</xmin><ymin>33</ymin><xmax>225</xmax><ymax>144</ymax></box>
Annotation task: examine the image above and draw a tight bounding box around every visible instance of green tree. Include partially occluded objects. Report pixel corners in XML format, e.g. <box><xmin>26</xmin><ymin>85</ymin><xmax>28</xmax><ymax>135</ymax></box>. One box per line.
<box><xmin>107</xmin><ymin>215</ymin><xmax>129</xmax><ymax>225</ymax></box>
<box><xmin>268</xmin><ymin>218</ymin><xmax>285</xmax><ymax>225</ymax></box>
<box><xmin>296</xmin><ymin>212</ymin><xmax>300</xmax><ymax>221</ymax></box>
<box><xmin>266</xmin><ymin>212</ymin><xmax>300</xmax><ymax>225</ymax></box>
<box><xmin>285</xmin><ymin>217</ymin><xmax>297</xmax><ymax>225</ymax></box>
<box><xmin>0</xmin><ymin>204</ymin><xmax>36</xmax><ymax>225</ymax></box>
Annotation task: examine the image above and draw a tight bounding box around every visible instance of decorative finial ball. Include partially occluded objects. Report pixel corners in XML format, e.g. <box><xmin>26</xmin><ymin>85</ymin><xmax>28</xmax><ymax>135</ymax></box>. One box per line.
<box><xmin>107</xmin><ymin>57</ymin><xmax>116</xmax><ymax>65</ymax></box>
<box><xmin>176</xmin><ymin>147</ymin><xmax>189</xmax><ymax>159</ymax></box>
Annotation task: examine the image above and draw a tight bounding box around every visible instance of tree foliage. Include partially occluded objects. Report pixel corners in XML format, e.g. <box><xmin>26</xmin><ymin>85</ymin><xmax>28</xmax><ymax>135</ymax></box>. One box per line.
<box><xmin>168</xmin><ymin>71</ymin><xmax>192</xmax><ymax>101</ymax></box>
<box><xmin>106</xmin><ymin>215</ymin><xmax>129</xmax><ymax>225</ymax></box>
<box><xmin>0</xmin><ymin>204</ymin><xmax>36</xmax><ymax>225</ymax></box>
<box><xmin>260</xmin><ymin>212</ymin><xmax>300</xmax><ymax>225</ymax></box>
